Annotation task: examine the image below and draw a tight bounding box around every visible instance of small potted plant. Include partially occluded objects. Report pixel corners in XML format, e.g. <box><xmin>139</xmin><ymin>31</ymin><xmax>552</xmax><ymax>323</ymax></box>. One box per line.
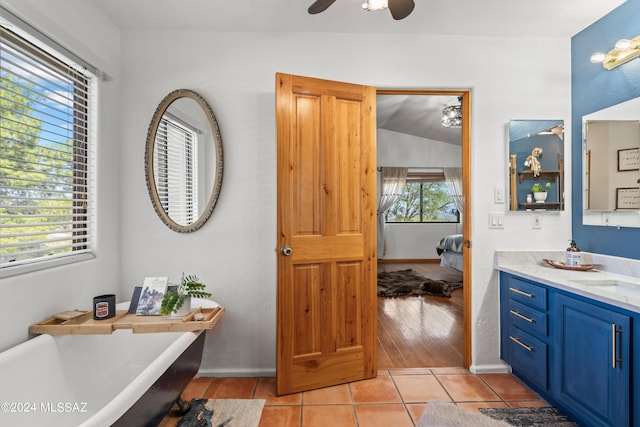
<box><xmin>160</xmin><ymin>273</ymin><xmax>211</xmax><ymax>317</ymax></box>
<box><xmin>531</xmin><ymin>182</ymin><xmax>551</xmax><ymax>203</ymax></box>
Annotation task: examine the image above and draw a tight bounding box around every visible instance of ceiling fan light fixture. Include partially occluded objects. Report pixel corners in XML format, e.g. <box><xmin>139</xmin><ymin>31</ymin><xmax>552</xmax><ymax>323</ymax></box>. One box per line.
<box><xmin>362</xmin><ymin>0</ymin><xmax>388</xmax><ymax>11</ymax></box>
<box><xmin>441</xmin><ymin>97</ymin><xmax>462</xmax><ymax>128</ymax></box>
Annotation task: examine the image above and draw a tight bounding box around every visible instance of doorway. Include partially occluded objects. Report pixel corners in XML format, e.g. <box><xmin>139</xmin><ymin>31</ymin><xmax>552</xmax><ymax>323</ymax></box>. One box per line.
<box><xmin>376</xmin><ymin>89</ymin><xmax>472</xmax><ymax>369</ymax></box>
<box><xmin>275</xmin><ymin>75</ymin><xmax>471</xmax><ymax>395</ymax></box>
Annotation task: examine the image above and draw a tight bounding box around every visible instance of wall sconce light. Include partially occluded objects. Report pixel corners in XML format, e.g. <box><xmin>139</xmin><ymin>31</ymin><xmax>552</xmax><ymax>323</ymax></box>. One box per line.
<box><xmin>590</xmin><ymin>35</ymin><xmax>640</xmax><ymax>70</ymax></box>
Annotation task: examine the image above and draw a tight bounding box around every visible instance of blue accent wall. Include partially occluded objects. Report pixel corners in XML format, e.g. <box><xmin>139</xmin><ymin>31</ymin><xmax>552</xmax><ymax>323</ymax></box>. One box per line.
<box><xmin>571</xmin><ymin>0</ymin><xmax>640</xmax><ymax>258</ymax></box>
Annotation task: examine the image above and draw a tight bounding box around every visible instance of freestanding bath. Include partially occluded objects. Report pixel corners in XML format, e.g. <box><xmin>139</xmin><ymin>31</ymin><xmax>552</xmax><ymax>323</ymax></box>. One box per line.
<box><xmin>0</xmin><ymin>302</ymin><xmax>217</xmax><ymax>427</ymax></box>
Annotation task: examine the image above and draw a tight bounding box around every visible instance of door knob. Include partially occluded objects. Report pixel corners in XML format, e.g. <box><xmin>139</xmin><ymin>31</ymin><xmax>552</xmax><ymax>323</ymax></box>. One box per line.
<box><xmin>280</xmin><ymin>245</ymin><xmax>293</xmax><ymax>256</ymax></box>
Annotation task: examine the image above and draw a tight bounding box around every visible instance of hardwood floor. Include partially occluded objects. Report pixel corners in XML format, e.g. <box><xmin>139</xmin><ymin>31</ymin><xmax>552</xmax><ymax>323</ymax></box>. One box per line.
<box><xmin>377</xmin><ymin>262</ymin><xmax>464</xmax><ymax>369</ymax></box>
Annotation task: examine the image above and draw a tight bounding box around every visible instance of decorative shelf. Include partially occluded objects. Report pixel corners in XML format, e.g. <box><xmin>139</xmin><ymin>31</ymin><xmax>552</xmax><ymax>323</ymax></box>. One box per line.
<box><xmin>29</xmin><ymin>306</ymin><xmax>224</xmax><ymax>335</ymax></box>
<box><xmin>518</xmin><ymin>170</ymin><xmax>562</xmax><ymax>183</ymax></box>
<box><xmin>510</xmin><ymin>153</ymin><xmax>564</xmax><ymax>211</ymax></box>
<box><xmin>518</xmin><ymin>202</ymin><xmax>561</xmax><ymax>210</ymax></box>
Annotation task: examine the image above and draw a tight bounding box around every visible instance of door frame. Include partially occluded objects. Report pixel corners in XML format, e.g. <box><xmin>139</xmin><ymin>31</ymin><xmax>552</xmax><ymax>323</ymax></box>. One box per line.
<box><xmin>376</xmin><ymin>89</ymin><xmax>472</xmax><ymax>368</ymax></box>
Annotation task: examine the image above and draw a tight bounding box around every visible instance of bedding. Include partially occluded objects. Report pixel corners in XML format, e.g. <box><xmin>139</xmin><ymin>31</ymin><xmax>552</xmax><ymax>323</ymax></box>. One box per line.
<box><xmin>436</xmin><ymin>234</ymin><xmax>464</xmax><ymax>272</ymax></box>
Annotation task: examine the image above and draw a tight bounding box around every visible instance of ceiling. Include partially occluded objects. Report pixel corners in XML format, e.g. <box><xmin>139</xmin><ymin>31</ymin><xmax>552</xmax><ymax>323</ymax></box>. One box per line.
<box><xmin>377</xmin><ymin>94</ymin><xmax>461</xmax><ymax>145</ymax></box>
<box><xmin>89</xmin><ymin>0</ymin><xmax>624</xmax><ymax>37</ymax></box>
<box><xmin>87</xmin><ymin>0</ymin><xmax>624</xmax><ymax>144</ymax></box>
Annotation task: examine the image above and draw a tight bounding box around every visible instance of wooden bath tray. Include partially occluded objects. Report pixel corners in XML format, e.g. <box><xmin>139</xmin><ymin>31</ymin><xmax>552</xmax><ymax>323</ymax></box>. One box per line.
<box><xmin>29</xmin><ymin>307</ymin><xmax>224</xmax><ymax>335</ymax></box>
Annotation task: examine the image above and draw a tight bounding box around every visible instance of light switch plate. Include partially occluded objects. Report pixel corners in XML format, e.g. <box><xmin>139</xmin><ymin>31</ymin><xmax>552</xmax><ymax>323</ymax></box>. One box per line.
<box><xmin>489</xmin><ymin>212</ymin><xmax>504</xmax><ymax>229</ymax></box>
<box><xmin>494</xmin><ymin>187</ymin><xmax>505</xmax><ymax>204</ymax></box>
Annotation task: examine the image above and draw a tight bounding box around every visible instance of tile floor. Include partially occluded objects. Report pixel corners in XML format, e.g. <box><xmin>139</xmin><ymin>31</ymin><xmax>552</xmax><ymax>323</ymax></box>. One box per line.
<box><xmin>159</xmin><ymin>368</ymin><xmax>549</xmax><ymax>426</ymax></box>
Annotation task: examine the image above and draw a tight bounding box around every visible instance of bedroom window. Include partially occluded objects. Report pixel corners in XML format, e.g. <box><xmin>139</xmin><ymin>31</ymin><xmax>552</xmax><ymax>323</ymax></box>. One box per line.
<box><xmin>0</xmin><ymin>26</ymin><xmax>97</xmax><ymax>273</ymax></box>
<box><xmin>385</xmin><ymin>175</ymin><xmax>459</xmax><ymax>223</ymax></box>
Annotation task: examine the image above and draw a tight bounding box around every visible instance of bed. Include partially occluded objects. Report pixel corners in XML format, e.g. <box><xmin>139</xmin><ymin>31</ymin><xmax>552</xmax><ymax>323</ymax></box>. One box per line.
<box><xmin>436</xmin><ymin>233</ymin><xmax>464</xmax><ymax>272</ymax></box>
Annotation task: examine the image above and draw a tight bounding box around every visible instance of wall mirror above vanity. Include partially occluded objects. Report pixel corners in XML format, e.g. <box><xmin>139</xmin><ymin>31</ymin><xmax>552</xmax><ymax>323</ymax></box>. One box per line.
<box><xmin>145</xmin><ymin>89</ymin><xmax>224</xmax><ymax>233</ymax></box>
<box><xmin>582</xmin><ymin>96</ymin><xmax>640</xmax><ymax>228</ymax></box>
<box><xmin>508</xmin><ymin>120</ymin><xmax>565</xmax><ymax>211</ymax></box>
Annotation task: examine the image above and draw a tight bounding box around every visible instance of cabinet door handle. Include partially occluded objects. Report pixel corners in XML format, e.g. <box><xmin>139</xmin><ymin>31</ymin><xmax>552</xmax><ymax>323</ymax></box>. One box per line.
<box><xmin>509</xmin><ymin>287</ymin><xmax>534</xmax><ymax>298</ymax></box>
<box><xmin>509</xmin><ymin>310</ymin><xmax>535</xmax><ymax>323</ymax></box>
<box><xmin>509</xmin><ymin>335</ymin><xmax>534</xmax><ymax>352</ymax></box>
<box><xmin>612</xmin><ymin>323</ymin><xmax>623</xmax><ymax>369</ymax></box>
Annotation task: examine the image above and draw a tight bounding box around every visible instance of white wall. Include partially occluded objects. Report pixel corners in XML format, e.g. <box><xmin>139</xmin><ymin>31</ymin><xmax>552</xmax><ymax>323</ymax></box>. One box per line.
<box><xmin>118</xmin><ymin>31</ymin><xmax>572</xmax><ymax>374</ymax></box>
<box><xmin>0</xmin><ymin>0</ymin><xmax>122</xmax><ymax>352</ymax></box>
<box><xmin>0</xmin><ymin>2</ymin><xmax>573</xmax><ymax>373</ymax></box>
<box><xmin>377</xmin><ymin>128</ymin><xmax>462</xmax><ymax>259</ymax></box>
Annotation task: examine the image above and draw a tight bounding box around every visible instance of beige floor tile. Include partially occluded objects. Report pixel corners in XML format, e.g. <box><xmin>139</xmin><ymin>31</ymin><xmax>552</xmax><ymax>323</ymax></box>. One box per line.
<box><xmin>303</xmin><ymin>383</ymin><xmax>352</xmax><ymax>405</ymax></box>
<box><xmin>302</xmin><ymin>405</ymin><xmax>356</xmax><ymax>427</ymax></box>
<box><xmin>436</xmin><ymin>374</ymin><xmax>500</xmax><ymax>402</ymax></box>
<box><xmin>181</xmin><ymin>377</ymin><xmax>212</xmax><ymax>401</ymax></box>
<box><xmin>480</xmin><ymin>373</ymin><xmax>540</xmax><ymax>401</ymax></box>
<box><xmin>429</xmin><ymin>367</ymin><xmax>468</xmax><ymax>375</ymax></box>
<box><xmin>204</xmin><ymin>377</ymin><xmax>258</xmax><ymax>399</ymax></box>
<box><xmin>355</xmin><ymin>404</ymin><xmax>414</xmax><ymax>427</ymax></box>
<box><xmin>350</xmin><ymin>376</ymin><xmax>402</xmax><ymax>404</ymax></box>
<box><xmin>393</xmin><ymin>374</ymin><xmax>452</xmax><ymax>403</ymax></box>
<box><xmin>259</xmin><ymin>405</ymin><xmax>301</xmax><ymax>427</ymax></box>
<box><xmin>254</xmin><ymin>377</ymin><xmax>303</xmax><ymax>405</ymax></box>
<box><xmin>163</xmin><ymin>372</ymin><xmax>564</xmax><ymax>426</ymax></box>
<box><xmin>405</xmin><ymin>403</ymin><xmax>428</xmax><ymax>424</ymax></box>
<box><xmin>388</xmin><ymin>368</ymin><xmax>433</xmax><ymax>376</ymax></box>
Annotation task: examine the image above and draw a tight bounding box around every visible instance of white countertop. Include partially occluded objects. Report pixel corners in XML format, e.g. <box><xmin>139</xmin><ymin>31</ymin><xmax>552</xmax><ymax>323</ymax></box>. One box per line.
<box><xmin>495</xmin><ymin>251</ymin><xmax>640</xmax><ymax>314</ymax></box>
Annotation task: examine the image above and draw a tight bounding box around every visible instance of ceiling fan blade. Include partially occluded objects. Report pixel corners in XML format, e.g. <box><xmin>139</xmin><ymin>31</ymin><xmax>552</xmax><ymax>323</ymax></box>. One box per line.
<box><xmin>308</xmin><ymin>0</ymin><xmax>337</xmax><ymax>14</ymax></box>
<box><xmin>388</xmin><ymin>0</ymin><xmax>415</xmax><ymax>20</ymax></box>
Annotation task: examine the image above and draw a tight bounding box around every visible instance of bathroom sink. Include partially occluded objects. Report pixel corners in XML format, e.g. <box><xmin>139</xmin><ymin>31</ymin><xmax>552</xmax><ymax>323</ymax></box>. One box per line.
<box><xmin>570</xmin><ymin>279</ymin><xmax>640</xmax><ymax>299</ymax></box>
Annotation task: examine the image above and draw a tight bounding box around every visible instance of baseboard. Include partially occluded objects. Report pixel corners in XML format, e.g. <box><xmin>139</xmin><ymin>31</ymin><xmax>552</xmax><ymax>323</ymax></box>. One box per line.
<box><xmin>468</xmin><ymin>362</ymin><xmax>511</xmax><ymax>374</ymax></box>
<box><xmin>198</xmin><ymin>364</ymin><xmax>510</xmax><ymax>377</ymax></box>
<box><xmin>378</xmin><ymin>258</ymin><xmax>440</xmax><ymax>264</ymax></box>
<box><xmin>197</xmin><ymin>367</ymin><xmax>276</xmax><ymax>378</ymax></box>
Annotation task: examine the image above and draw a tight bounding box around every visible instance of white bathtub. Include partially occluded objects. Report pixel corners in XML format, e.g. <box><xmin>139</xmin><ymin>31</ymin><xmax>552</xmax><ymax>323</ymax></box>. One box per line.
<box><xmin>0</xmin><ymin>301</ymin><xmax>216</xmax><ymax>427</ymax></box>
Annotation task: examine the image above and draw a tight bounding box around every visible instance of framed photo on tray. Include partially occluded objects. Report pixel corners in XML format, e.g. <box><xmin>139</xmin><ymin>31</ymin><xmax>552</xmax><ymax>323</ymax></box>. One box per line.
<box><xmin>136</xmin><ymin>277</ymin><xmax>168</xmax><ymax>315</ymax></box>
<box><xmin>617</xmin><ymin>148</ymin><xmax>640</xmax><ymax>171</ymax></box>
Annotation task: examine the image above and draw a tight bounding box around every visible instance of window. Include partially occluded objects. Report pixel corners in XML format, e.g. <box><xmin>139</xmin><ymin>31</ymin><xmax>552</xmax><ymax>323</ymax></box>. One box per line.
<box><xmin>0</xmin><ymin>27</ymin><xmax>96</xmax><ymax>270</ymax></box>
<box><xmin>385</xmin><ymin>173</ymin><xmax>459</xmax><ymax>223</ymax></box>
<box><xmin>153</xmin><ymin>115</ymin><xmax>199</xmax><ymax>226</ymax></box>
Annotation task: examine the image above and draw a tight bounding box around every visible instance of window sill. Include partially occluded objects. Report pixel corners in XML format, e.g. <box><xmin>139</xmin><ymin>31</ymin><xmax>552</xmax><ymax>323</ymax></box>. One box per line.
<box><xmin>0</xmin><ymin>252</ymin><xmax>96</xmax><ymax>279</ymax></box>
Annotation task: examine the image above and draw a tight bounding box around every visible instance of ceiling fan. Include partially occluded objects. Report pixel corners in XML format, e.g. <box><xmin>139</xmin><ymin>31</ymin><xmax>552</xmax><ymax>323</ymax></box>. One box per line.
<box><xmin>308</xmin><ymin>0</ymin><xmax>415</xmax><ymax>20</ymax></box>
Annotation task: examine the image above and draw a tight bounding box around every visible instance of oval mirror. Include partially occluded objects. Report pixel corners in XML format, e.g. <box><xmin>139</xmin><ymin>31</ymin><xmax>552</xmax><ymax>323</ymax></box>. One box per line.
<box><xmin>145</xmin><ymin>89</ymin><xmax>223</xmax><ymax>232</ymax></box>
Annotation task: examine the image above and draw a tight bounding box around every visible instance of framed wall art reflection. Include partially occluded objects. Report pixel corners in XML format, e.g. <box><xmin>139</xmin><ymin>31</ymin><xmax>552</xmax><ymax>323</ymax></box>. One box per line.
<box><xmin>616</xmin><ymin>187</ymin><xmax>640</xmax><ymax>210</ymax></box>
<box><xmin>617</xmin><ymin>148</ymin><xmax>640</xmax><ymax>171</ymax></box>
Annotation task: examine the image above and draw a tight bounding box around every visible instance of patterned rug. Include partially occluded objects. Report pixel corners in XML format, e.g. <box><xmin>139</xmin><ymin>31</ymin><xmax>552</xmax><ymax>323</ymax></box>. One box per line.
<box><xmin>480</xmin><ymin>406</ymin><xmax>578</xmax><ymax>426</ymax></box>
<box><xmin>177</xmin><ymin>398</ymin><xmax>265</xmax><ymax>427</ymax></box>
<box><xmin>377</xmin><ymin>269</ymin><xmax>462</xmax><ymax>298</ymax></box>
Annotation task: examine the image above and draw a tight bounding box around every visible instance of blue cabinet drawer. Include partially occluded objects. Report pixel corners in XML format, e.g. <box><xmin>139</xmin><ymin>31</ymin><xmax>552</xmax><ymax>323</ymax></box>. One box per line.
<box><xmin>508</xmin><ymin>300</ymin><xmax>548</xmax><ymax>337</ymax></box>
<box><xmin>505</xmin><ymin>276</ymin><xmax>547</xmax><ymax>310</ymax></box>
<box><xmin>507</xmin><ymin>326</ymin><xmax>548</xmax><ymax>389</ymax></box>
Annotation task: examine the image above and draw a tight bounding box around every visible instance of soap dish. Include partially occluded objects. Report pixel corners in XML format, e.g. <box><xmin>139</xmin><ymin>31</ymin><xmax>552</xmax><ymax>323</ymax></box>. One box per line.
<box><xmin>543</xmin><ymin>259</ymin><xmax>600</xmax><ymax>271</ymax></box>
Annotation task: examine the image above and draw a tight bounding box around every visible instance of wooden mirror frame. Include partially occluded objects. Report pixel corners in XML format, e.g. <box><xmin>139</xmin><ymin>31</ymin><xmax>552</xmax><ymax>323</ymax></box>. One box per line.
<box><xmin>145</xmin><ymin>89</ymin><xmax>223</xmax><ymax>232</ymax></box>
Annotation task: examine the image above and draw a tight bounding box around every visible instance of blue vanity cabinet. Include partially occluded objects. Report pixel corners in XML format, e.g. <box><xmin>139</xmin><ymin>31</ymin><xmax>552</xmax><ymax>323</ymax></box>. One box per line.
<box><xmin>499</xmin><ymin>272</ymin><xmax>634</xmax><ymax>427</ymax></box>
<box><xmin>499</xmin><ymin>273</ymin><xmax>550</xmax><ymax>391</ymax></box>
<box><xmin>554</xmin><ymin>294</ymin><xmax>630</xmax><ymax>427</ymax></box>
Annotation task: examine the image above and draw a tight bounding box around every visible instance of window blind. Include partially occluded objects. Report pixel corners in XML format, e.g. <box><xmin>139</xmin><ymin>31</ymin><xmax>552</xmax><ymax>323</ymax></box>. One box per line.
<box><xmin>0</xmin><ymin>27</ymin><xmax>96</xmax><ymax>268</ymax></box>
<box><xmin>154</xmin><ymin>117</ymin><xmax>198</xmax><ymax>226</ymax></box>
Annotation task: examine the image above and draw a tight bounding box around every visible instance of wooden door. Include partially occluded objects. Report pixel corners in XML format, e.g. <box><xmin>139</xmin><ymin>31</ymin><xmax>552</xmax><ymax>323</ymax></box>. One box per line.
<box><xmin>275</xmin><ymin>73</ymin><xmax>377</xmax><ymax>395</ymax></box>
